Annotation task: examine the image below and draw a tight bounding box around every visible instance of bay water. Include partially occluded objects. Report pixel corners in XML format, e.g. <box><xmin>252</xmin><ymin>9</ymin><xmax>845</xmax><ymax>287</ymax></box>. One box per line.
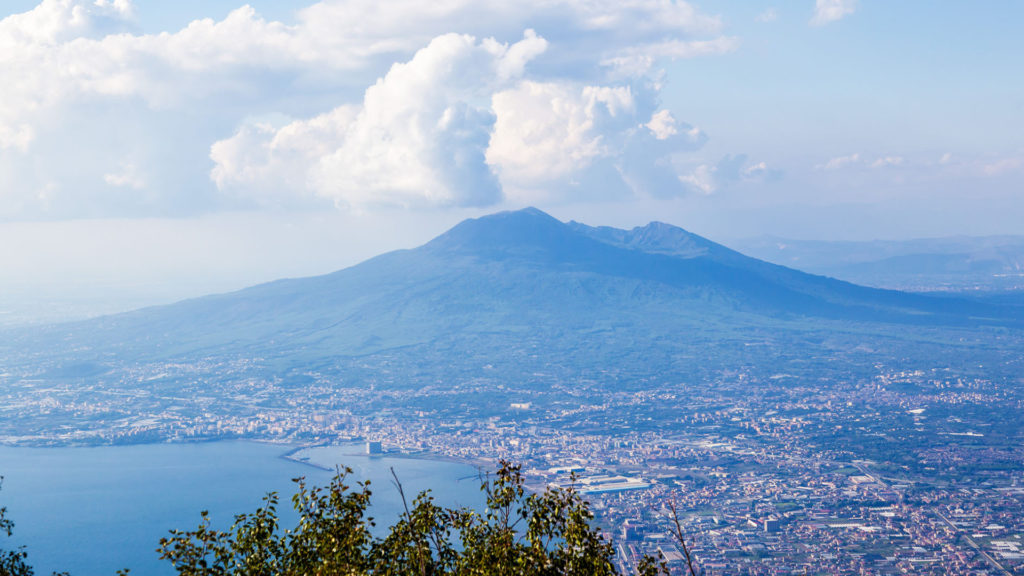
<box><xmin>0</xmin><ymin>441</ymin><xmax>483</xmax><ymax>575</ymax></box>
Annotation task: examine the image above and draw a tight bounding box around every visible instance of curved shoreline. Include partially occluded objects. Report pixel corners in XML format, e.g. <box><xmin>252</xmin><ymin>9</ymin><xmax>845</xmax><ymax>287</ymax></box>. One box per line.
<box><xmin>277</xmin><ymin>441</ymin><xmax>490</xmax><ymax>478</ymax></box>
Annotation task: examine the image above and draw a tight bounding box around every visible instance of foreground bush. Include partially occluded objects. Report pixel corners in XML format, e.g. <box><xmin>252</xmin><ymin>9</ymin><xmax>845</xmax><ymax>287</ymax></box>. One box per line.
<box><xmin>158</xmin><ymin>460</ymin><xmax>671</xmax><ymax>576</ymax></box>
<box><xmin>3</xmin><ymin>462</ymin><xmax>686</xmax><ymax>575</ymax></box>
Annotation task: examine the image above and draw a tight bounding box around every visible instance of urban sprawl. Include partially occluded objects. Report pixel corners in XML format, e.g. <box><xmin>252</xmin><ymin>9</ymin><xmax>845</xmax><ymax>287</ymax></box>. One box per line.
<box><xmin>2</xmin><ymin>360</ymin><xmax>1023</xmax><ymax>575</ymax></box>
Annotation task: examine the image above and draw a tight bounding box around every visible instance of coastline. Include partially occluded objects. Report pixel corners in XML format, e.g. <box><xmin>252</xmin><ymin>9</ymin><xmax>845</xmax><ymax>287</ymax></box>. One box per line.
<box><xmin>0</xmin><ymin>440</ymin><xmax>486</xmax><ymax>576</ymax></box>
<box><xmin>0</xmin><ymin>437</ymin><xmax>488</xmax><ymax>475</ymax></box>
<box><xmin>280</xmin><ymin>441</ymin><xmax>490</xmax><ymax>478</ymax></box>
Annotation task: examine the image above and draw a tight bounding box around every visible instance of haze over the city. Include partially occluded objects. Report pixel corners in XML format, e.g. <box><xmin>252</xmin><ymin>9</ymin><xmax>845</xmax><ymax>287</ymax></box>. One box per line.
<box><xmin>1</xmin><ymin>0</ymin><xmax>1022</xmax><ymax>322</ymax></box>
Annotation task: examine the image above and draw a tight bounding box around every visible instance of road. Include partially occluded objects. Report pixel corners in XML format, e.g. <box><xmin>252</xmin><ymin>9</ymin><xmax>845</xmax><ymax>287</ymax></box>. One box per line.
<box><xmin>935</xmin><ymin>510</ymin><xmax>1012</xmax><ymax>576</ymax></box>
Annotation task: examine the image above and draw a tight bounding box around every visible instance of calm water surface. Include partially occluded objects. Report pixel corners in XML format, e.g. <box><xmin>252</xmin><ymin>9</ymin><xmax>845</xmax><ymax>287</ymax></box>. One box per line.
<box><xmin>0</xmin><ymin>441</ymin><xmax>482</xmax><ymax>576</ymax></box>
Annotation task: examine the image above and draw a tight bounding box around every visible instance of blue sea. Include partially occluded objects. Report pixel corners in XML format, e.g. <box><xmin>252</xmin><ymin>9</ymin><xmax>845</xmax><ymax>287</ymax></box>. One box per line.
<box><xmin>0</xmin><ymin>441</ymin><xmax>483</xmax><ymax>576</ymax></box>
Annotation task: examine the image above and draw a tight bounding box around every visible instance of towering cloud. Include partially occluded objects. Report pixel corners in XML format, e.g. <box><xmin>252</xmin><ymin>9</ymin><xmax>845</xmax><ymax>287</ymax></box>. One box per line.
<box><xmin>213</xmin><ymin>32</ymin><xmax>549</xmax><ymax>209</ymax></box>
<box><xmin>0</xmin><ymin>0</ymin><xmax>734</xmax><ymax>218</ymax></box>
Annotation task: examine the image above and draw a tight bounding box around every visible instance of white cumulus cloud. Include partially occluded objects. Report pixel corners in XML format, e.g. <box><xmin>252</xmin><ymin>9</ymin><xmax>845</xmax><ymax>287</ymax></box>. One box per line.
<box><xmin>645</xmin><ymin>110</ymin><xmax>678</xmax><ymax>140</ymax></box>
<box><xmin>0</xmin><ymin>0</ymin><xmax>734</xmax><ymax>219</ymax></box>
<box><xmin>810</xmin><ymin>0</ymin><xmax>857</xmax><ymax>26</ymax></box>
<box><xmin>213</xmin><ymin>28</ymin><xmax>718</xmax><ymax>210</ymax></box>
<box><xmin>487</xmin><ymin>81</ymin><xmax>636</xmax><ymax>187</ymax></box>
<box><xmin>210</xmin><ymin>107</ymin><xmax>361</xmax><ymax>207</ymax></box>
<box><xmin>488</xmin><ymin>82</ymin><xmax>710</xmax><ymax>203</ymax></box>
<box><xmin>679</xmin><ymin>164</ymin><xmax>717</xmax><ymax>195</ymax></box>
<box><xmin>678</xmin><ymin>154</ymin><xmax>778</xmax><ymax>195</ymax></box>
<box><xmin>213</xmin><ymin>32</ymin><xmax>548</xmax><ymax>209</ymax></box>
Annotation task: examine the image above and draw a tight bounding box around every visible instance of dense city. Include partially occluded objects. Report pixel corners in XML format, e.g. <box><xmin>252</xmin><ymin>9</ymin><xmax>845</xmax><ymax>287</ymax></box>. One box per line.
<box><xmin>3</xmin><ymin>354</ymin><xmax>1022</xmax><ymax>575</ymax></box>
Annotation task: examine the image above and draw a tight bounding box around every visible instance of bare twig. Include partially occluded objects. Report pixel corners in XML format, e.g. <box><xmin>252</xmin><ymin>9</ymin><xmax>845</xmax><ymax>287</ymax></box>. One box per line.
<box><xmin>390</xmin><ymin>467</ymin><xmax>412</xmax><ymax>519</ymax></box>
<box><xmin>667</xmin><ymin>500</ymin><xmax>698</xmax><ymax>576</ymax></box>
<box><xmin>391</xmin><ymin>467</ymin><xmax>429</xmax><ymax>576</ymax></box>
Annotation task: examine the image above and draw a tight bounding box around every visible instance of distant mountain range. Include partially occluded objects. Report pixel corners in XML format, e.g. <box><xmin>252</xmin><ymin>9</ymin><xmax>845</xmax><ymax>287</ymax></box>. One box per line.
<box><xmin>732</xmin><ymin>235</ymin><xmax>1024</xmax><ymax>292</ymax></box>
<box><xmin>4</xmin><ymin>208</ymin><xmax>1021</xmax><ymax>386</ymax></box>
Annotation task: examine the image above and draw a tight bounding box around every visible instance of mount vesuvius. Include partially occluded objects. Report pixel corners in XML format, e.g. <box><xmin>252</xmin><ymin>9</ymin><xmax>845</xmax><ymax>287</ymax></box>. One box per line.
<box><xmin>4</xmin><ymin>207</ymin><xmax>1019</xmax><ymax>388</ymax></box>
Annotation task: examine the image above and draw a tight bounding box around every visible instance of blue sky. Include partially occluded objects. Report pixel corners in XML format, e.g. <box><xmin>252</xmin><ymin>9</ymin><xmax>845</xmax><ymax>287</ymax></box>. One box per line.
<box><xmin>0</xmin><ymin>0</ymin><xmax>1021</xmax><ymax>321</ymax></box>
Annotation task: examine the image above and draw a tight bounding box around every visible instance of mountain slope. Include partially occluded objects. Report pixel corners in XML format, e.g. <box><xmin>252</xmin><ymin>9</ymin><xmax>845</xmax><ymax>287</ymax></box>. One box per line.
<box><xmin>5</xmin><ymin>208</ymin><xmax>1019</xmax><ymax>377</ymax></box>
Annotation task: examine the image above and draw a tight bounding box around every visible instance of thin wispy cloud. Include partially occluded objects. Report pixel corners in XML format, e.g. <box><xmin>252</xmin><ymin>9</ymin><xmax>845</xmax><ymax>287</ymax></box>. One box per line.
<box><xmin>983</xmin><ymin>156</ymin><xmax>1024</xmax><ymax>177</ymax></box>
<box><xmin>600</xmin><ymin>36</ymin><xmax>739</xmax><ymax>77</ymax></box>
<box><xmin>819</xmin><ymin>153</ymin><xmax>861</xmax><ymax>170</ymax></box>
<box><xmin>755</xmin><ymin>8</ymin><xmax>778</xmax><ymax>23</ymax></box>
<box><xmin>870</xmin><ymin>156</ymin><xmax>904</xmax><ymax>169</ymax></box>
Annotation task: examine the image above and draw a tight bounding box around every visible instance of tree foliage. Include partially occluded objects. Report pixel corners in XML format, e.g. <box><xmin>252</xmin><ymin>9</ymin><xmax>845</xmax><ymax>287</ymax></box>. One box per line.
<box><xmin>3</xmin><ymin>462</ymin><xmax>684</xmax><ymax>575</ymax></box>
<box><xmin>158</xmin><ymin>461</ymin><xmax>671</xmax><ymax>576</ymax></box>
